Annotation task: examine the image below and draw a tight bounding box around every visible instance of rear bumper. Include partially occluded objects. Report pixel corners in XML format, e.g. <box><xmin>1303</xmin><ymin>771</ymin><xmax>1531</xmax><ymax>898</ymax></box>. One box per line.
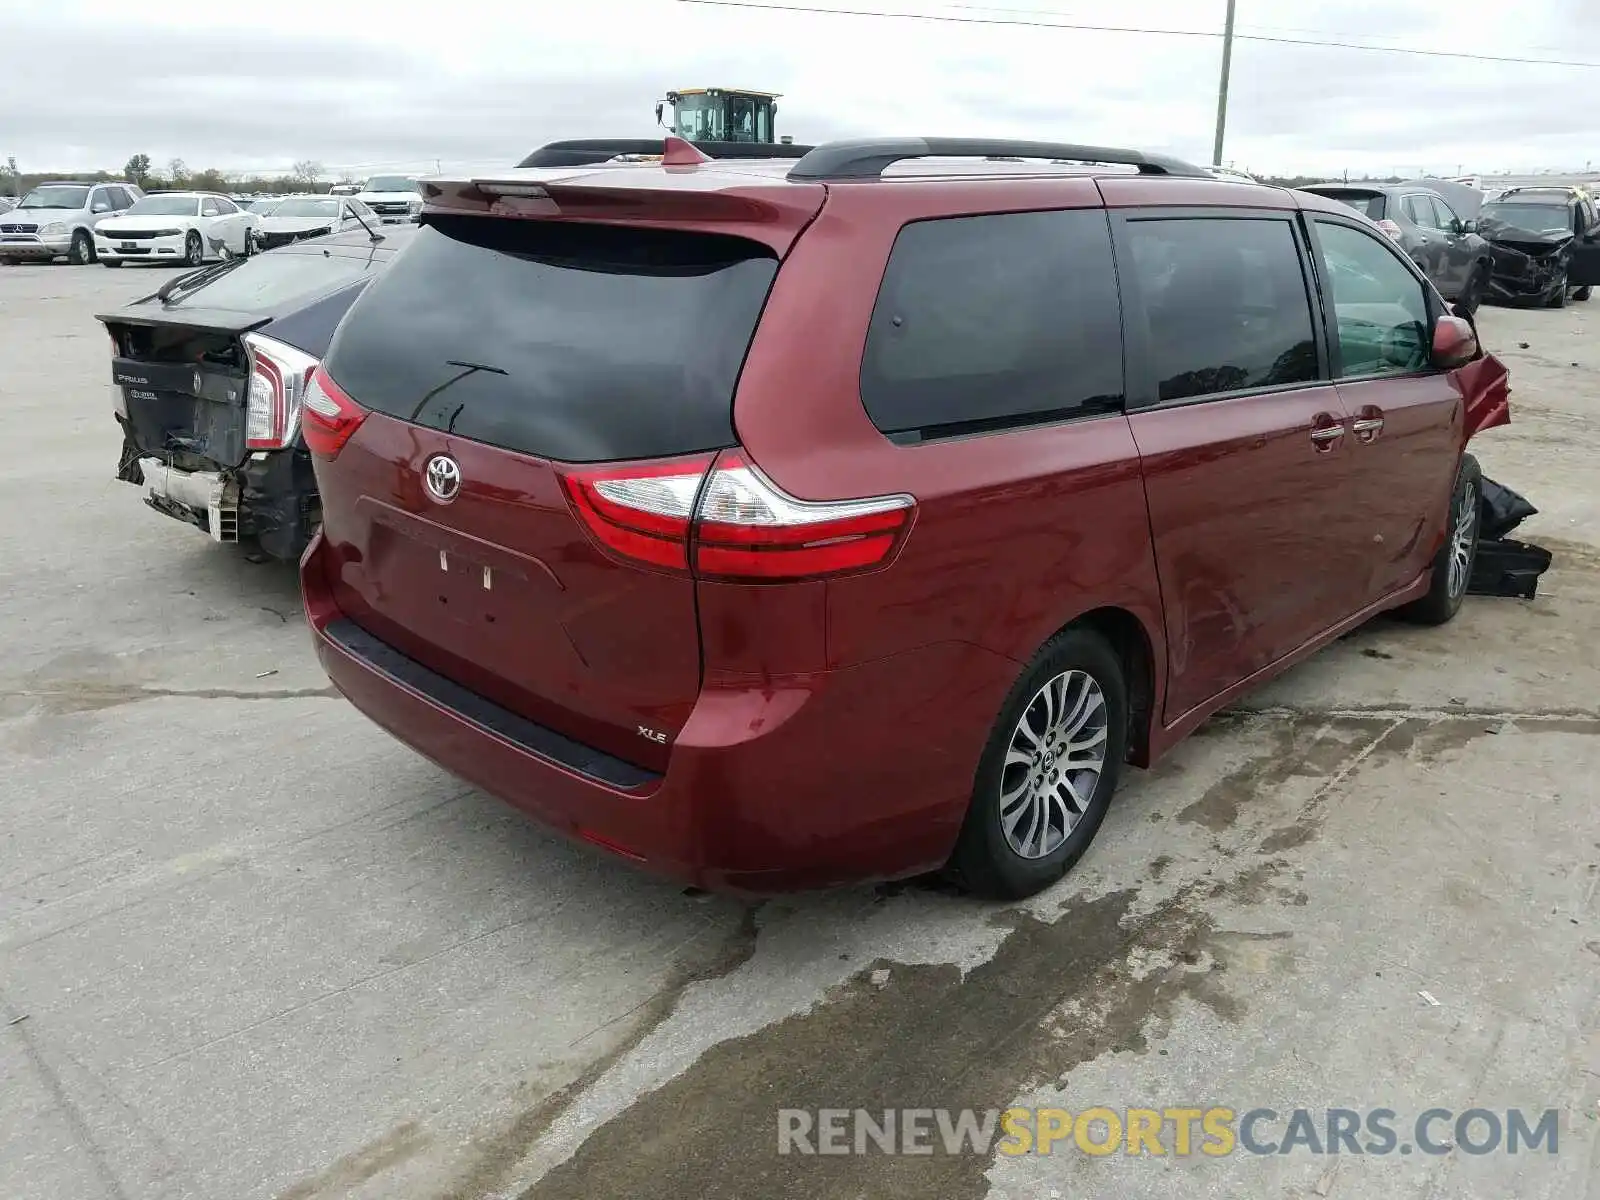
<box><xmin>119</xmin><ymin>431</ymin><xmax>320</xmax><ymax>560</ymax></box>
<box><xmin>301</xmin><ymin>531</ymin><xmax>1017</xmax><ymax>892</ymax></box>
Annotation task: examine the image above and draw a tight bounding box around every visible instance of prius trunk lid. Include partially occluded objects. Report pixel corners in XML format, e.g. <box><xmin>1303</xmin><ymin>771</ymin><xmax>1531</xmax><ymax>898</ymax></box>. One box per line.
<box><xmin>310</xmin><ymin>193</ymin><xmax>816</xmax><ymax>772</ymax></box>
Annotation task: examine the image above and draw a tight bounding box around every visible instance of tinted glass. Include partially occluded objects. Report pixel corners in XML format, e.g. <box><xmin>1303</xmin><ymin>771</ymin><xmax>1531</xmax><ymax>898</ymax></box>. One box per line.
<box><xmin>1429</xmin><ymin>195</ymin><xmax>1459</xmax><ymax>228</ymax></box>
<box><xmin>1408</xmin><ymin>196</ymin><xmax>1446</xmax><ymax>228</ymax></box>
<box><xmin>1311</xmin><ymin>190</ymin><xmax>1386</xmax><ymax>220</ymax></box>
<box><xmin>324</xmin><ymin>216</ymin><xmax>777</xmax><ymax>463</ymax></box>
<box><xmin>1125</xmin><ymin>217</ymin><xmax>1317</xmax><ymax>403</ymax></box>
<box><xmin>1313</xmin><ymin>220</ymin><xmax>1430</xmax><ymax>378</ymax></box>
<box><xmin>860</xmin><ymin>209</ymin><xmax>1122</xmax><ymax>437</ymax></box>
<box><xmin>162</xmin><ymin>250</ymin><xmax>379</xmax><ymax>313</ymax></box>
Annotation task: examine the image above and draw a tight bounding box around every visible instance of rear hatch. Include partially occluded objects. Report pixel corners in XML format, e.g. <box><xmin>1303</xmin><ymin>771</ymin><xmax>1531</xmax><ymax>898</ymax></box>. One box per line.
<box><xmin>311</xmin><ymin>201</ymin><xmax>816</xmax><ymax>771</ymax></box>
<box><xmin>100</xmin><ymin>247</ymin><xmax>393</xmax><ymax>469</ymax></box>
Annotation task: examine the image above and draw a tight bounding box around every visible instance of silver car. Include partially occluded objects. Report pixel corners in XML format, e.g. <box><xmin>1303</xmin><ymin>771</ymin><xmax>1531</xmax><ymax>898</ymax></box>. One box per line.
<box><xmin>0</xmin><ymin>181</ymin><xmax>146</xmax><ymax>265</ymax></box>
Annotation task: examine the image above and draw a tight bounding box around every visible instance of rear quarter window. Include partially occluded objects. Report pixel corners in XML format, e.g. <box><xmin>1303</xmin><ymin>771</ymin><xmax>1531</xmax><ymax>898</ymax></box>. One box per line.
<box><xmin>860</xmin><ymin>208</ymin><xmax>1123</xmax><ymax>438</ymax></box>
<box><xmin>323</xmin><ymin>217</ymin><xmax>778</xmax><ymax>463</ymax></box>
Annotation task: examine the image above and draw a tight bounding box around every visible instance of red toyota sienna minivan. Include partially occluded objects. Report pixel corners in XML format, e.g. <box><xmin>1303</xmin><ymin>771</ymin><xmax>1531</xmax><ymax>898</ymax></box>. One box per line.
<box><xmin>299</xmin><ymin>136</ymin><xmax>1509</xmax><ymax>898</ymax></box>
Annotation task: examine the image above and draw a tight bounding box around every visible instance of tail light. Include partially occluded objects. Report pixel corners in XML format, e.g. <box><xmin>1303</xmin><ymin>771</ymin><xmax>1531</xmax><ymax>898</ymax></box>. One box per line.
<box><xmin>242</xmin><ymin>332</ymin><xmax>319</xmax><ymax>450</ymax></box>
<box><xmin>300</xmin><ymin>366</ymin><xmax>368</xmax><ymax>459</ymax></box>
<box><xmin>559</xmin><ymin>450</ymin><xmax>917</xmax><ymax>582</ymax></box>
<box><xmin>1375</xmin><ymin>218</ymin><xmax>1404</xmax><ymax>242</ymax></box>
<box><xmin>693</xmin><ymin>452</ymin><xmax>915</xmax><ymax>580</ymax></box>
<box><xmin>559</xmin><ymin>455</ymin><xmax>713</xmax><ymax>571</ymax></box>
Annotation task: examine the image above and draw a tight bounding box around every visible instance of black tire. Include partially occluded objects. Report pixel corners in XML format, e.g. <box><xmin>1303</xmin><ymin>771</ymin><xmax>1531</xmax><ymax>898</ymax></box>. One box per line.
<box><xmin>67</xmin><ymin>229</ymin><xmax>94</xmax><ymax>265</ymax></box>
<box><xmin>102</xmin><ymin>259</ymin><xmax>124</xmax><ymax>268</ymax></box>
<box><xmin>1398</xmin><ymin>453</ymin><xmax>1481</xmax><ymax>626</ymax></box>
<box><xmin>1457</xmin><ymin>263</ymin><xmax>1488</xmax><ymax>314</ymax></box>
<box><xmin>950</xmin><ymin>627</ymin><xmax>1129</xmax><ymax>899</ymax></box>
<box><xmin>1574</xmin><ymin>285</ymin><xmax>1592</xmax><ymax>302</ymax></box>
<box><xmin>184</xmin><ymin>230</ymin><xmax>204</xmax><ymax>267</ymax></box>
<box><xmin>1545</xmin><ymin>275</ymin><xmax>1569</xmax><ymax>308</ymax></box>
<box><xmin>0</xmin><ymin>257</ymin><xmax>17</xmax><ymax>266</ymax></box>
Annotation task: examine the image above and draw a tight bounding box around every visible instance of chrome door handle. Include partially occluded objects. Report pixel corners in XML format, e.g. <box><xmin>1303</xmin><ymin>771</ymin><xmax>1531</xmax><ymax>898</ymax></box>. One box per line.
<box><xmin>1310</xmin><ymin>426</ymin><xmax>1344</xmax><ymax>443</ymax></box>
<box><xmin>1352</xmin><ymin>417</ymin><xmax>1385</xmax><ymax>434</ymax></box>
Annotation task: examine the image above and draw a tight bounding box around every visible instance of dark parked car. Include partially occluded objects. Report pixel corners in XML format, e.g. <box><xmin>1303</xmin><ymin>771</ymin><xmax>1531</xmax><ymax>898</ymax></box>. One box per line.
<box><xmin>98</xmin><ymin>225</ymin><xmax>416</xmax><ymax>561</ymax></box>
<box><xmin>1476</xmin><ymin>186</ymin><xmax>1600</xmax><ymax>307</ymax></box>
<box><xmin>1300</xmin><ymin>183</ymin><xmax>1493</xmax><ymax>311</ymax></box>
<box><xmin>298</xmin><ymin>137</ymin><xmax>1509</xmax><ymax>898</ymax></box>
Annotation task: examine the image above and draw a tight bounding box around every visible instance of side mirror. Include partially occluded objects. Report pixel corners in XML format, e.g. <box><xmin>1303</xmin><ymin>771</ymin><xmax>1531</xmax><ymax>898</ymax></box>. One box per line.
<box><xmin>654</xmin><ymin>102</ymin><xmax>665</xmax><ymax>126</ymax></box>
<box><xmin>1432</xmin><ymin>314</ymin><xmax>1479</xmax><ymax>369</ymax></box>
<box><xmin>1458</xmin><ymin>218</ymin><xmax>1478</xmax><ymax>235</ymax></box>
<box><xmin>92</xmin><ymin>202</ymin><xmax>109</xmax><ymax>213</ymax></box>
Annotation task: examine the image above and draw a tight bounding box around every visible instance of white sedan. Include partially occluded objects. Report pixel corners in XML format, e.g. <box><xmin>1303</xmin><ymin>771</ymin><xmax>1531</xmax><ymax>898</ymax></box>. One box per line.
<box><xmin>94</xmin><ymin>192</ymin><xmax>260</xmax><ymax>268</ymax></box>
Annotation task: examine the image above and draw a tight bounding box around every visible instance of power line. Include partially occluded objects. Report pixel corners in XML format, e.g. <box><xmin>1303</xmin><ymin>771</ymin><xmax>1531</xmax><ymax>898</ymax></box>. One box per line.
<box><xmin>677</xmin><ymin>0</ymin><xmax>1600</xmax><ymax>69</ymax></box>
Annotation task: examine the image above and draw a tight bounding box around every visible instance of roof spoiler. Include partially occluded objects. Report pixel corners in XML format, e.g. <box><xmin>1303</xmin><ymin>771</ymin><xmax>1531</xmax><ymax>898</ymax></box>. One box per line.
<box><xmin>785</xmin><ymin>137</ymin><xmax>1213</xmax><ymax>182</ymax></box>
<box><xmin>517</xmin><ymin>139</ymin><xmax>815</xmax><ymax>168</ymax></box>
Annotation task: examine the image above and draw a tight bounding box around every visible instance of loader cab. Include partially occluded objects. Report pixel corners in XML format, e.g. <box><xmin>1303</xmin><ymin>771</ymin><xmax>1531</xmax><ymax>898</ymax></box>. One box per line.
<box><xmin>656</xmin><ymin>88</ymin><xmax>780</xmax><ymax>145</ymax></box>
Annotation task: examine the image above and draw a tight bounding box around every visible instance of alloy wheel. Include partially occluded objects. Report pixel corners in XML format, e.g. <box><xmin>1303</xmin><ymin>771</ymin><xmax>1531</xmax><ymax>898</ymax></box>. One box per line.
<box><xmin>1447</xmin><ymin>480</ymin><xmax>1477</xmax><ymax>599</ymax></box>
<box><xmin>999</xmin><ymin>669</ymin><xmax>1108</xmax><ymax>859</ymax></box>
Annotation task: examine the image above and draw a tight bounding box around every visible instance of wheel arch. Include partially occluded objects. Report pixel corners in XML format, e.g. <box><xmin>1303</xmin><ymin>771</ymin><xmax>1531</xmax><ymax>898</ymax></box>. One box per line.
<box><xmin>1048</xmin><ymin>605</ymin><xmax>1159</xmax><ymax>769</ymax></box>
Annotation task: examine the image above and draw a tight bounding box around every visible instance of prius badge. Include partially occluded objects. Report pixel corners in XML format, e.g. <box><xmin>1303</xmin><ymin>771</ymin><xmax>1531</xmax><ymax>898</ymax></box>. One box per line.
<box><xmin>424</xmin><ymin>454</ymin><xmax>462</xmax><ymax>503</ymax></box>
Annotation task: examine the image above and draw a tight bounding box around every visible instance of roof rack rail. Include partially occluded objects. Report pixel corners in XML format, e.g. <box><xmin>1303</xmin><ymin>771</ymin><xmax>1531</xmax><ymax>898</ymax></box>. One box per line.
<box><xmin>517</xmin><ymin>138</ymin><xmax>815</xmax><ymax>169</ymax></box>
<box><xmin>785</xmin><ymin>137</ymin><xmax>1212</xmax><ymax>182</ymax></box>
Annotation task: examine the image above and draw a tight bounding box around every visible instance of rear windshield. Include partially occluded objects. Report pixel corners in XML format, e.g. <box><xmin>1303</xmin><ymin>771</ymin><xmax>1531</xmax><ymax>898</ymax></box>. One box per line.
<box><xmin>1313</xmin><ymin>191</ymin><xmax>1386</xmax><ymax>220</ymax></box>
<box><xmin>323</xmin><ymin>216</ymin><xmax>777</xmax><ymax>463</ymax></box>
<box><xmin>163</xmin><ymin>250</ymin><xmax>379</xmax><ymax>312</ymax></box>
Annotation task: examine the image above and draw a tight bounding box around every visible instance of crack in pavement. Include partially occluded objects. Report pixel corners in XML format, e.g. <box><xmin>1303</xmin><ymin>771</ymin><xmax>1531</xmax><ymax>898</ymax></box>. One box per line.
<box><xmin>1</xmin><ymin>683</ymin><xmax>339</xmax><ymax>716</ymax></box>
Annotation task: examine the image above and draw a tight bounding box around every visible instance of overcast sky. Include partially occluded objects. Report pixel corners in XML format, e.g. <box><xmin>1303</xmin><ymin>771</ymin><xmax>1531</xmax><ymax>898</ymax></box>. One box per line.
<box><xmin>5</xmin><ymin>0</ymin><xmax>1600</xmax><ymax>179</ymax></box>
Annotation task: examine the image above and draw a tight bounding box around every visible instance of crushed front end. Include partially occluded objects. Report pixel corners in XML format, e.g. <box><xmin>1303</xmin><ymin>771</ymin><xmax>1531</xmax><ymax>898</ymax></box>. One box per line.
<box><xmin>1484</xmin><ymin>235</ymin><xmax>1573</xmax><ymax>305</ymax></box>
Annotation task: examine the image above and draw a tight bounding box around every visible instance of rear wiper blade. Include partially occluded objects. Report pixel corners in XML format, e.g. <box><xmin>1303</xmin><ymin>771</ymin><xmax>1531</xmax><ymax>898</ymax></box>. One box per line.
<box><xmin>157</xmin><ymin>257</ymin><xmax>244</xmax><ymax>304</ymax></box>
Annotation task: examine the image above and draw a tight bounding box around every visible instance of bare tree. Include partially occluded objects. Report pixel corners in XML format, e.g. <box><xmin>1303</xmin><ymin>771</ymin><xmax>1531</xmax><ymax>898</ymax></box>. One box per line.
<box><xmin>290</xmin><ymin>160</ymin><xmax>323</xmax><ymax>190</ymax></box>
<box><xmin>168</xmin><ymin>158</ymin><xmax>188</xmax><ymax>186</ymax></box>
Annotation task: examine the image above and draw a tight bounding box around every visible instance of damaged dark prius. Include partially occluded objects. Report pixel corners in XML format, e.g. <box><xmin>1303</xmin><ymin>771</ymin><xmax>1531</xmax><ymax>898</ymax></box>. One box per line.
<box><xmin>97</xmin><ymin>226</ymin><xmax>415</xmax><ymax>560</ymax></box>
<box><xmin>1478</xmin><ymin>186</ymin><xmax>1600</xmax><ymax>307</ymax></box>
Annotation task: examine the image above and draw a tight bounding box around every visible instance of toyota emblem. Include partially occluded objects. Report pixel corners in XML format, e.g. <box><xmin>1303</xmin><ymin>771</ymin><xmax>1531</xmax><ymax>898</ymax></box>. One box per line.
<box><xmin>424</xmin><ymin>454</ymin><xmax>462</xmax><ymax>503</ymax></box>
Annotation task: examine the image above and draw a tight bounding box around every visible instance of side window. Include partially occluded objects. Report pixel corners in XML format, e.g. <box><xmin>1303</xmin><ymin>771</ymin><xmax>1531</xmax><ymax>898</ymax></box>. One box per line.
<box><xmin>1430</xmin><ymin>195</ymin><xmax>1459</xmax><ymax>231</ymax></box>
<box><xmin>1313</xmin><ymin>220</ymin><xmax>1431</xmax><ymax>379</ymax></box>
<box><xmin>201</xmin><ymin>198</ymin><xmax>222</xmax><ymax>217</ymax></box>
<box><xmin>214</xmin><ymin>197</ymin><xmax>238</xmax><ymax>214</ymax></box>
<box><xmin>1400</xmin><ymin>195</ymin><xmax>1428</xmax><ymax>226</ymax></box>
<box><xmin>860</xmin><ymin>209</ymin><xmax>1123</xmax><ymax>437</ymax></box>
<box><xmin>1123</xmin><ymin>216</ymin><xmax>1318</xmax><ymax>403</ymax></box>
<box><xmin>108</xmin><ymin>186</ymin><xmax>132</xmax><ymax>209</ymax></box>
<box><xmin>89</xmin><ymin>187</ymin><xmax>111</xmax><ymax>213</ymax></box>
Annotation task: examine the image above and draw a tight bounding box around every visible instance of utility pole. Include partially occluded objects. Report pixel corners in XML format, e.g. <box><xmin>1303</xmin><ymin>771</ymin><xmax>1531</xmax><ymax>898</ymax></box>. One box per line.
<box><xmin>1211</xmin><ymin>0</ymin><xmax>1237</xmax><ymax>167</ymax></box>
